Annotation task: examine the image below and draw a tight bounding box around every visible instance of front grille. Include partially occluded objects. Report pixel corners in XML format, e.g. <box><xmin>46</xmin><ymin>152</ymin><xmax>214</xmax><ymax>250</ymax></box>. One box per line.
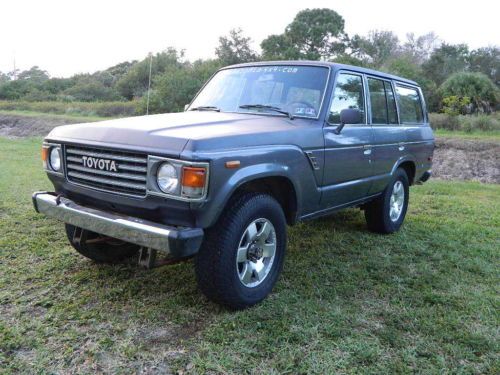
<box><xmin>64</xmin><ymin>145</ymin><xmax>148</xmax><ymax>197</ymax></box>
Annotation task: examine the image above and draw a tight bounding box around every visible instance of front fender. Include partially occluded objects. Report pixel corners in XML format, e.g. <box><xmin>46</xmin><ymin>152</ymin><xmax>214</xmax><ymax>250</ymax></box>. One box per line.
<box><xmin>188</xmin><ymin>145</ymin><xmax>321</xmax><ymax>228</ymax></box>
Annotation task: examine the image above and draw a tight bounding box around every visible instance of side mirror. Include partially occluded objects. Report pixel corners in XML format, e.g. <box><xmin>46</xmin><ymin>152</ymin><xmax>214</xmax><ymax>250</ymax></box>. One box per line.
<box><xmin>184</xmin><ymin>104</ymin><xmax>189</xmax><ymax>111</ymax></box>
<box><xmin>334</xmin><ymin>108</ymin><xmax>362</xmax><ymax>135</ymax></box>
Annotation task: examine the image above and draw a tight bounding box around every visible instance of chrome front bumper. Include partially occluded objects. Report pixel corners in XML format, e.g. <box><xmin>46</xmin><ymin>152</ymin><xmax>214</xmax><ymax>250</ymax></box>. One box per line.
<box><xmin>32</xmin><ymin>192</ymin><xmax>203</xmax><ymax>257</ymax></box>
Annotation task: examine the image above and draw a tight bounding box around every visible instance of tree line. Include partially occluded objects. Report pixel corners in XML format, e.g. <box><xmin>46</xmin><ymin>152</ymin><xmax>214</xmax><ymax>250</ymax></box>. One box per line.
<box><xmin>0</xmin><ymin>8</ymin><xmax>498</xmax><ymax>115</ymax></box>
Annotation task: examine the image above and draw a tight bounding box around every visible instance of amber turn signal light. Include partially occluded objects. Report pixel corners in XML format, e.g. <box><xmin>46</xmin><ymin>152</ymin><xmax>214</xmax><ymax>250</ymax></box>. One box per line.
<box><xmin>41</xmin><ymin>146</ymin><xmax>49</xmax><ymax>162</ymax></box>
<box><xmin>182</xmin><ymin>167</ymin><xmax>206</xmax><ymax>188</ymax></box>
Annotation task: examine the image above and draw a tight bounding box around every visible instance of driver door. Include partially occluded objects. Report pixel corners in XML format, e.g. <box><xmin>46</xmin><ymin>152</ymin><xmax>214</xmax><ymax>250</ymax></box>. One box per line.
<box><xmin>320</xmin><ymin>72</ymin><xmax>374</xmax><ymax>209</ymax></box>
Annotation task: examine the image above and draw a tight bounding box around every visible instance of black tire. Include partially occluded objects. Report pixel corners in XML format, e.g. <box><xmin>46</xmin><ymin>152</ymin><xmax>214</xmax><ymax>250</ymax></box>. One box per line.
<box><xmin>364</xmin><ymin>168</ymin><xmax>410</xmax><ymax>234</ymax></box>
<box><xmin>195</xmin><ymin>193</ymin><xmax>287</xmax><ymax>309</ymax></box>
<box><xmin>65</xmin><ymin>224</ymin><xmax>139</xmax><ymax>263</ymax></box>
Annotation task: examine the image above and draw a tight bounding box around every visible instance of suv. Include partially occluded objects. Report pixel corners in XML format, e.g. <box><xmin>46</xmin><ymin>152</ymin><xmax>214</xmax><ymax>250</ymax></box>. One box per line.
<box><xmin>33</xmin><ymin>62</ymin><xmax>434</xmax><ymax>309</ymax></box>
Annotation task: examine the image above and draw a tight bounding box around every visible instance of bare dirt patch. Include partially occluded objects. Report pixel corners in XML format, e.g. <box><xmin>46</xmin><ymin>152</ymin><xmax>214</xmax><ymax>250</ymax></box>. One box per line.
<box><xmin>432</xmin><ymin>138</ymin><xmax>500</xmax><ymax>183</ymax></box>
<box><xmin>0</xmin><ymin>113</ymin><xmax>498</xmax><ymax>183</ymax></box>
<box><xmin>0</xmin><ymin>113</ymin><xmax>82</xmax><ymax>138</ymax></box>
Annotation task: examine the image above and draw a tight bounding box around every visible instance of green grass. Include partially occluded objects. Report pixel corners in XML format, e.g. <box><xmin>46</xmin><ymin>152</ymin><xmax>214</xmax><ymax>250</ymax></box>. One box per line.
<box><xmin>0</xmin><ymin>110</ymin><xmax>110</xmax><ymax>123</ymax></box>
<box><xmin>434</xmin><ymin>129</ymin><xmax>500</xmax><ymax>141</ymax></box>
<box><xmin>1</xmin><ymin>137</ymin><xmax>499</xmax><ymax>374</ymax></box>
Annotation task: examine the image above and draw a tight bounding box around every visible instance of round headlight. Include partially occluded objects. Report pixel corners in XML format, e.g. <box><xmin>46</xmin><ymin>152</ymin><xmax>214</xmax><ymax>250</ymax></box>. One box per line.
<box><xmin>49</xmin><ymin>147</ymin><xmax>61</xmax><ymax>171</ymax></box>
<box><xmin>157</xmin><ymin>162</ymin><xmax>178</xmax><ymax>194</ymax></box>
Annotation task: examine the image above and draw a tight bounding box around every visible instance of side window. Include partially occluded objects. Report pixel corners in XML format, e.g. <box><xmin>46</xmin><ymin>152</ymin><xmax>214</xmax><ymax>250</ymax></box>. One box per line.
<box><xmin>396</xmin><ymin>85</ymin><xmax>424</xmax><ymax>123</ymax></box>
<box><xmin>385</xmin><ymin>82</ymin><xmax>398</xmax><ymax>124</ymax></box>
<box><xmin>328</xmin><ymin>73</ymin><xmax>365</xmax><ymax>124</ymax></box>
<box><xmin>367</xmin><ymin>78</ymin><xmax>387</xmax><ymax>124</ymax></box>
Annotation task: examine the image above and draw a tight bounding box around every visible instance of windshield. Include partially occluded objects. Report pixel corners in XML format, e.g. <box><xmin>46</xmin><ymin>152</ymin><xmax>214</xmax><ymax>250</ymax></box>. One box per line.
<box><xmin>189</xmin><ymin>65</ymin><xmax>329</xmax><ymax>118</ymax></box>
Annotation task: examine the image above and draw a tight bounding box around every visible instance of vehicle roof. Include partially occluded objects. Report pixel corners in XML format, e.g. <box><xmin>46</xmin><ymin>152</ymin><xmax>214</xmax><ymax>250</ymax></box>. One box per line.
<box><xmin>226</xmin><ymin>60</ymin><xmax>419</xmax><ymax>86</ymax></box>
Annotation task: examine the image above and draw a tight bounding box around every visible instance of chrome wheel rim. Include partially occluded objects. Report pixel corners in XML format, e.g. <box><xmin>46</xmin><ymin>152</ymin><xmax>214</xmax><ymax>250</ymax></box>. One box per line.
<box><xmin>236</xmin><ymin>218</ymin><xmax>277</xmax><ymax>288</ymax></box>
<box><xmin>389</xmin><ymin>180</ymin><xmax>405</xmax><ymax>222</ymax></box>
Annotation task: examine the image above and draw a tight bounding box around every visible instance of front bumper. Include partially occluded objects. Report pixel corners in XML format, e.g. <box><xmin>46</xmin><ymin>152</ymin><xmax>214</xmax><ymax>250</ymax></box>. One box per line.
<box><xmin>32</xmin><ymin>192</ymin><xmax>203</xmax><ymax>258</ymax></box>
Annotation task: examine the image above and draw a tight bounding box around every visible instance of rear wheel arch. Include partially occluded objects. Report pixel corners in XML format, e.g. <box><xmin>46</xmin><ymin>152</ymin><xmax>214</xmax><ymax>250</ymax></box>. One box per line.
<box><xmin>395</xmin><ymin>160</ymin><xmax>416</xmax><ymax>185</ymax></box>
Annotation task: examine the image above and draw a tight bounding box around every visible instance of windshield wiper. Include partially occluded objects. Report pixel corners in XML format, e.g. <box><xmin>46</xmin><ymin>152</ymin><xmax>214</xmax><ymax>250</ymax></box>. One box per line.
<box><xmin>239</xmin><ymin>104</ymin><xmax>294</xmax><ymax>120</ymax></box>
<box><xmin>190</xmin><ymin>106</ymin><xmax>220</xmax><ymax>112</ymax></box>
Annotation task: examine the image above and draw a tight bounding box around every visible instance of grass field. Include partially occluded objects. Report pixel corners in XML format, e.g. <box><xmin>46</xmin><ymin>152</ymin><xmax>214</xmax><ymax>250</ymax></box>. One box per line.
<box><xmin>0</xmin><ymin>137</ymin><xmax>499</xmax><ymax>374</ymax></box>
<box><xmin>434</xmin><ymin>129</ymin><xmax>500</xmax><ymax>141</ymax></box>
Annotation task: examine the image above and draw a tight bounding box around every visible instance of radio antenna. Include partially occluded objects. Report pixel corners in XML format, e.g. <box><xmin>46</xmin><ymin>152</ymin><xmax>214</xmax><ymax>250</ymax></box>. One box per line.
<box><xmin>146</xmin><ymin>52</ymin><xmax>153</xmax><ymax>115</ymax></box>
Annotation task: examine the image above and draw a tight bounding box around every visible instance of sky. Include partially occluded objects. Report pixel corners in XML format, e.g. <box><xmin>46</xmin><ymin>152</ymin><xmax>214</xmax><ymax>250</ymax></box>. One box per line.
<box><xmin>1</xmin><ymin>0</ymin><xmax>499</xmax><ymax>77</ymax></box>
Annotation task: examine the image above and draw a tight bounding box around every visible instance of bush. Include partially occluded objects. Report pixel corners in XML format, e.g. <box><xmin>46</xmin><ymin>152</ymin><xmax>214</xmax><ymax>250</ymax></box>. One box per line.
<box><xmin>429</xmin><ymin>112</ymin><xmax>500</xmax><ymax>132</ymax></box>
<box><xmin>0</xmin><ymin>100</ymin><xmax>138</xmax><ymax>118</ymax></box>
<box><xmin>439</xmin><ymin>72</ymin><xmax>499</xmax><ymax>114</ymax></box>
<box><xmin>441</xmin><ymin>96</ymin><xmax>471</xmax><ymax>116</ymax></box>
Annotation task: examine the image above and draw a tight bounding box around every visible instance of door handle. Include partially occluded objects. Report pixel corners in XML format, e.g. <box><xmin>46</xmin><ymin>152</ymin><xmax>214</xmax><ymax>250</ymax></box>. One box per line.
<box><xmin>398</xmin><ymin>144</ymin><xmax>405</xmax><ymax>151</ymax></box>
<box><xmin>363</xmin><ymin>148</ymin><xmax>372</xmax><ymax>155</ymax></box>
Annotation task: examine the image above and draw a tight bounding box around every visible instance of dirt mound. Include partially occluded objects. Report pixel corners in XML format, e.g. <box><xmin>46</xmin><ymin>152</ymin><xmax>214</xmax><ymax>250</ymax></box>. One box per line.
<box><xmin>0</xmin><ymin>114</ymin><xmax>82</xmax><ymax>138</ymax></box>
<box><xmin>0</xmin><ymin>113</ymin><xmax>498</xmax><ymax>183</ymax></box>
<box><xmin>432</xmin><ymin>138</ymin><xmax>499</xmax><ymax>184</ymax></box>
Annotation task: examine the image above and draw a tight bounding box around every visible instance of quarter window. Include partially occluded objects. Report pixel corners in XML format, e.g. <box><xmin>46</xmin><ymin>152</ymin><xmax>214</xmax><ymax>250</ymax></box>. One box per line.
<box><xmin>328</xmin><ymin>73</ymin><xmax>365</xmax><ymax>124</ymax></box>
<box><xmin>396</xmin><ymin>85</ymin><xmax>424</xmax><ymax>123</ymax></box>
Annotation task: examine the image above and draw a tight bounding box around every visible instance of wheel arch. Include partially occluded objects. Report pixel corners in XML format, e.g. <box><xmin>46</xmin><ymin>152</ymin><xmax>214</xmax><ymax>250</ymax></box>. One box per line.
<box><xmin>393</xmin><ymin>159</ymin><xmax>416</xmax><ymax>185</ymax></box>
<box><xmin>231</xmin><ymin>175</ymin><xmax>299</xmax><ymax>225</ymax></box>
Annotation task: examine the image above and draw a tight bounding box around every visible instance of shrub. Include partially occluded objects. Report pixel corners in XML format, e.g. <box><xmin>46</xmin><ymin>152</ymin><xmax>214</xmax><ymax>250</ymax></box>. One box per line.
<box><xmin>439</xmin><ymin>72</ymin><xmax>499</xmax><ymax>113</ymax></box>
<box><xmin>441</xmin><ymin>96</ymin><xmax>471</xmax><ymax>116</ymax></box>
<box><xmin>429</xmin><ymin>112</ymin><xmax>500</xmax><ymax>132</ymax></box>
<box><xmin>0</xmin><ymin>100</ymin><xmax>137</xmax><ymax>118</ymax></box>
<box><xmin>429</xmin><ymin>113</ymin><xmax>461</xmax><ymax>131</ymax></box>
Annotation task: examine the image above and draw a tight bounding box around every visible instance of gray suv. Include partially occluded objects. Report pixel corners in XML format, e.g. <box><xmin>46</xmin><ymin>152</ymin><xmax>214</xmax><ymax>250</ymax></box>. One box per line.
<box><xmin>33</xmin><ymin>62</ymin><xmax>434</xmax><ymax>309</ymax></box>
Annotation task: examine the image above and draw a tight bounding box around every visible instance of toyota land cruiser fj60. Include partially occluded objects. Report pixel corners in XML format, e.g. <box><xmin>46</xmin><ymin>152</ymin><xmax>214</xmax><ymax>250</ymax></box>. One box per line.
<box><xmin>33</xmin><ymin>62</ymin><xmax>434</xmax><ymax>309</ymax></box>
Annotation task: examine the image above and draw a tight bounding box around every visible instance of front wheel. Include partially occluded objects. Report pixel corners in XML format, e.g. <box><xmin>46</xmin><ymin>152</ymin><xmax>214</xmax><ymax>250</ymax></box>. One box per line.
<box><xmin>364</xmin><ymin>168</ymin><xmax>410</xmax><ymax>234</ymax></box>
<box><xmin>195</xmin><ymin>193</ymin><xmax>287</xmax><ymax>309</ymax></box>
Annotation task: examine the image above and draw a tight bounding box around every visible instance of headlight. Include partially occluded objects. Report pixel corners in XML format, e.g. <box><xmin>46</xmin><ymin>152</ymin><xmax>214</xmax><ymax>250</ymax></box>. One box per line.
<box><xmin>157</xmin><ymin>162</ymin><xmax>178</xmax><ymax>194</ymax></box>
<box><xmin>49</xmin><ymin>147</ymin><xmax>61</xmax><ymax>172</ymax></box>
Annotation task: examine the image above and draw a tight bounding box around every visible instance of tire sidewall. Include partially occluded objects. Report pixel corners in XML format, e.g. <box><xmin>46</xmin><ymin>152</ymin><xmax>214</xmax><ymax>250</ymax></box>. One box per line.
<box><xmin>206</xmin><ymin>194</ymin><xmax>287</xmax><ymax>308</ymax></box>
<box><xmin>382</xmin><ymin>169</ymin><xmax>409</xmax><ymax>232</ymax></box>
<box><xmin>232</xmin><ymin>200</ymin><xmax>286</xmax><ymax>302</ymax></box>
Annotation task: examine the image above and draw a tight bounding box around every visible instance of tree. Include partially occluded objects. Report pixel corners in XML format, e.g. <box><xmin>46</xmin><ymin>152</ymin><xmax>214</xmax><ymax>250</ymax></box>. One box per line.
<box><xmin>0</xmin><ymin>72</ymin><xmax>9</xmax><ymax>84</ymax></box>
<box><xmin>63</xmin><ymin>80</ymin><xmax>119</xmax><ymax>101</ymax></box>
<box><xmin>439</xmin><ymin>72</ymin><xmax>499</xmax><ymax>113</ymax></box>
<box><xmin>402</xmin><ymin>32</ymin><xmax>439</xmax><ymax>64</ymax></box>
<box><xmin>17</xmin><ymin>66</ymin><xmax>49</xmax><ymax>83</ymax></box>
<box><xmin>422</xmin><ymin>43</ymin><xmax>469</xmax><ymax>85</ymax></box>
<box><xmin>468</xmin><ymin>47</ymin><xmax>500</xmax><ymax>86</ymax></box>
<box><xmin>140</xmin><ymin>59</ymin><xmax>222</xmax><ymax>114</ymax></box>
<box><xmin>261</xmin><ymin>8</ymin><xmax>347</xmax><ymax>60</ymax></box>
<box><xmin>350</xmin><ymin>30</ymin><xmax>400</xmax><ymax>68</ymax></box>
<box><xmin>261</xmin><ymin>34</ymin><xmax>297</xmax><ymax>60</ymax></box>
<box><xmin>116</xmin><ymin>48</ymin><xmax>184</xmax><ymax>99</ymax></box>
<box><xmin>215</xmin><ymin>28</ymin><xmax>258</xmax><ymax>65</ymax></box>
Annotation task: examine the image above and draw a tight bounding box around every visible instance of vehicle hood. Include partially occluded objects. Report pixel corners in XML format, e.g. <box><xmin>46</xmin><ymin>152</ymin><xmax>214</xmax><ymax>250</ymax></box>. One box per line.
<box><xmin>46</xmin><ymin>111</ymin><xmax>320</xmax><ymax>157</ymax></box>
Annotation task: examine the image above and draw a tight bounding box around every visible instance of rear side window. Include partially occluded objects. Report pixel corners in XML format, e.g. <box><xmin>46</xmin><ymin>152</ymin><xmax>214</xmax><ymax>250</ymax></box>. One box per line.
<box><xmin>385</xmin><ymin>82</ymin><xmax>398</xmax><ymax>124</ymax></box>
<box><xmin>368</xmin><ymin>78</ymin><xmax>387</xmax><ymax>124</ymax></box>
<box><xmin>368</xmin><ymin>78</ymin><xmax>399</xmax><ymax>124</ymax></box>
<box><xmin>396</xmin><ymin>85</ymin><xmax>424</xmax><ymax>124</ymax></box>
<box><xmin>328</xmin><ymin>73</ymin><xmax>365</xmax><ymax>124</ymax></box>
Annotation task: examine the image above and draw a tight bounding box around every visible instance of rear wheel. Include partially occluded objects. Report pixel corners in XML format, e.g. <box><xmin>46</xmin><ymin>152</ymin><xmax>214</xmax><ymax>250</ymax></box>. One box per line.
<box><xmin>195</xmin><ymin>193</ymin><xmax>287</xmax><ymax>309</ymax></box>
<box><xmin>65</xmin><ymin>224</ymin><xmax>139</xmax><ymax>263</ymax></box>
<box><xmin>364</xmin><ymin>168</ymin><xmax>409</xmax><ymax>234</ymax></box>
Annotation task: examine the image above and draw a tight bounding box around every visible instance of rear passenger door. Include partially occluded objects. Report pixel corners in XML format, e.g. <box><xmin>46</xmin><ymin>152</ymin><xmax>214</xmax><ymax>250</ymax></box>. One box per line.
<box><xmin>321</xmin><ymin>72</ymin><xmax>374</xmax><ymax>208</ymax></box>
<box><xmin>367</xmin><ymin>77</ymin><xmax>407</xmax><ymax>194</ymax></box>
